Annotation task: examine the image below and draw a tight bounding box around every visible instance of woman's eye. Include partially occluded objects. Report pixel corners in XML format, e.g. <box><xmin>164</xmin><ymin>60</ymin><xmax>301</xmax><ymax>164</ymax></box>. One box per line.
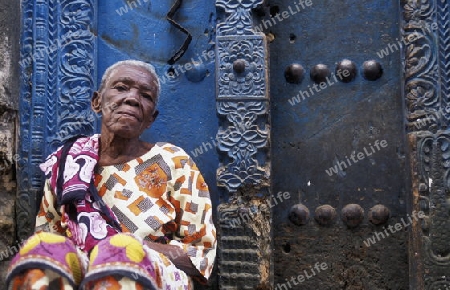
<box><xmin>114</xmin><ymin>85</ymin><xmax>128</xmax><ymax>91</ymax></box>
<box><xmin>142</xmin><ymin>94</ymin><xmax>154</xmax><ymax>101</ymax></box>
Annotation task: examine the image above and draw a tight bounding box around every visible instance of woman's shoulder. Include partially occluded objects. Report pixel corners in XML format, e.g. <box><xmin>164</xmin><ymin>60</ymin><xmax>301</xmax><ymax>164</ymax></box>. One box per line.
<box><xmin>141</xmin><ymin>142</ymin><xmax>197</xmax><ymax>170</ymax></box>
<box><xmin>149</xmin><ymin>142</ymin><xmax>191</xmax><ymax>158</ymax></box>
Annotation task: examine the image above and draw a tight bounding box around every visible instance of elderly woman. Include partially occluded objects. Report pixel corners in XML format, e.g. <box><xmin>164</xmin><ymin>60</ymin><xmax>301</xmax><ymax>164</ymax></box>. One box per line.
<box><xmin>6</xmin><ymin>60</ymin><xmax>217</xmax><ymax>289</ymax></box>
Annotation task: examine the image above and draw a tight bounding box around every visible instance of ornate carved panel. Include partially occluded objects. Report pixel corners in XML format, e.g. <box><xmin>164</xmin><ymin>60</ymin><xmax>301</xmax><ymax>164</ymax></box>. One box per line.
<box><xmin>403</xmin><ymin>0</ymin><xmax>450</xmax><ymax>288</ymax></box>
<box><xmin>17</xmin><ymin>0</ymin><xmax>97</xmax><ymax>240</ymax></box>
<box><xmin>215</xmin><ymin>0</ymin><xmax>272</xmax><ymax>288</ymax></box>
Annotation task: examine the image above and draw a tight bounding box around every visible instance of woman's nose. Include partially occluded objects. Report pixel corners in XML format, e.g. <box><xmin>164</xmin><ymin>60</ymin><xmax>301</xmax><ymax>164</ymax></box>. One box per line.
<box><xmin>123</xmin><ymin>89</ymin><xmax>140</xmax><ymax>106</ymax></box>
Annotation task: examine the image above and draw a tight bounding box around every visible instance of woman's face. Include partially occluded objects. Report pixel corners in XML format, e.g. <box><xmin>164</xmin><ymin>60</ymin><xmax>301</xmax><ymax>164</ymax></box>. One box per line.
<box><xmin>93</xmin><ymin>65</ymin><xmax>159</xmax><ymax>139</ymax></box>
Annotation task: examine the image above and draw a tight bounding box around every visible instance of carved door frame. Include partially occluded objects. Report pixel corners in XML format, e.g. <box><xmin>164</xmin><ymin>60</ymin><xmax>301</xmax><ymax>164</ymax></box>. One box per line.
<box><xmin>17</xmin><ymin>0</ymin><xmax>98</xmax><ymax>239</ymax></box>
<box><xmin>17</xmin><ymin>0</ymin><xmax>449</xmax><ymax>288</ymax></box>
<box><xmin>401</xmin><ymin>0</ymin><xmax>450</xmax><ymax>288</ymax></box>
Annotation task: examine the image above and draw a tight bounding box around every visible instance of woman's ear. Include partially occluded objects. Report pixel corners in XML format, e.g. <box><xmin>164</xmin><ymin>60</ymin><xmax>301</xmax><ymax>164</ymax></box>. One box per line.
<box><xmin>146</xmin><ymin>110</ymin><xmax>159</xmax><ymax>128</ymax></box>
<box><xmin>152</xmin><ymin>109</ymin><xmax>159</xmax><ymax>121</ymax></box>
<box><xmin>91</xmin><ymin>91</ymin><xmax>102</xmax><ymax>113</ymax></box>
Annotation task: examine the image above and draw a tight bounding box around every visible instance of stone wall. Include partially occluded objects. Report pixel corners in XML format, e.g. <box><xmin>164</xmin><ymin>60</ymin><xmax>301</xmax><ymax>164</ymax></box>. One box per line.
<box><xmin>0</xmin><ymin>0</ymin><xmax>20</xmax><ymax>285</ymax></box>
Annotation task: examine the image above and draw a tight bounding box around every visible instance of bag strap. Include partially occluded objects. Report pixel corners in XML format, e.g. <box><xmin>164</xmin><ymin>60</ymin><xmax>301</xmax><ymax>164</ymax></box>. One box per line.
<box><xmin>35</xmin><ymin>136</ymin><xmax>82</xmax><ymax>214</ymax></box>
<box><xmin>55</xmin><ymin>135</ymin><xmax>122</xmax><ymax>231</ymax></box>
<box><xmin>56</xmin><ymin>136</ymin><xmax>82</xmax><ymax>206</ymax></box>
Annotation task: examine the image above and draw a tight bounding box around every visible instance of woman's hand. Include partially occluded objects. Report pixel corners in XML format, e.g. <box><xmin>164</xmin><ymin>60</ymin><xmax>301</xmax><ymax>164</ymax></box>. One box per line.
<box><xmin>144</xmin><ymin>241</ymin><xmax>202</xmax><ymax>278</ymax></box>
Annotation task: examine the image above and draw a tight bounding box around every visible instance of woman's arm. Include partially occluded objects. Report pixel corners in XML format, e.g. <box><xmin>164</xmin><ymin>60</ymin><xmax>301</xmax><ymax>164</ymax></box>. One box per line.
<box><xmin>35</xmin><ymin>180</ymin><xmax>64</xmax><ymax>234</ymax></box>
<box><xmin>144</xmin><ymin>241</ymin><xmax>202</xmax><ymax>277</ymax></box>
<box><xmin>165</xmin><ymin>148</ymin><xmax>217</xmax><ymax>281</ymax></box>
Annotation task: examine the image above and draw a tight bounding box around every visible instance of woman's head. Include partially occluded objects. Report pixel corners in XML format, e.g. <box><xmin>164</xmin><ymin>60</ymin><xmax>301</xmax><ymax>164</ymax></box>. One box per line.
<box><xmin>92</xmin><ymin>60</ymin><xmax>161</xmax><ymax>139</ymax></box>
<box><xmin>98</xmin><ymin>60</ymin><xmax>161</xmax><ymax>103</ymax></box>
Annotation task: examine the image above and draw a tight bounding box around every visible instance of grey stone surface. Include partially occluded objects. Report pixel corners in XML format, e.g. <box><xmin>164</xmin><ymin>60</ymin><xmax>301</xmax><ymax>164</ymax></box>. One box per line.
<box><xmin>0</xmin><ymin>260</ymin><xmax>9</xmax><ymax>286</ymax></box>
<box><xmin>0</xmin><ymin>0</ymin><xmax>20</xmax><ymax>286</ymax></box>
<box><xmin>0</xmin><ymin>0</ymin><xmax>19</xmax><ymax>109</ymax></box>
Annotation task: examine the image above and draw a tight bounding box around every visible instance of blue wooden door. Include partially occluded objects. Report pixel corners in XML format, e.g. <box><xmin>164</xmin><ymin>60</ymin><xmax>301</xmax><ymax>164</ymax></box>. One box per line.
<box><xmin>269</xmin><ymin>1</ymin><xmax>408</xmax><ymax>288</ymax></box>
<box><xmin>97</xmin><ymin>1</ymin><xmax>219</xmax><ymax>206</ymax></box>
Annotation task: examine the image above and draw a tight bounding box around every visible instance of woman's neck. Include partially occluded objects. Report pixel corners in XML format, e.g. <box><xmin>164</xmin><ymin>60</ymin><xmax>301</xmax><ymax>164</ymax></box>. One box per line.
<box><xmin>98</xmin><ymin>135</ymin><xmax>153</xmax><ymax>166</ymax></box>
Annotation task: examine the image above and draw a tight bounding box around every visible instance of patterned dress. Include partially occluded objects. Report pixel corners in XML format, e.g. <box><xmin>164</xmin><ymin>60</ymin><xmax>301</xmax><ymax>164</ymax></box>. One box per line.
<box><xmin>6</xmin><ymin>136</ymin><xmax>217</xmax><ymax>290</ymax></box>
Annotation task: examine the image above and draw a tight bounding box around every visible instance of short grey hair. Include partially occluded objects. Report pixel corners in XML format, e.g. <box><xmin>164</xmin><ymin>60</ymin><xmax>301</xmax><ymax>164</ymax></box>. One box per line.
<box><xmin>98</xmin><ymin>60</ymin><xmax>161</xmax><ymax>103</ymax></box>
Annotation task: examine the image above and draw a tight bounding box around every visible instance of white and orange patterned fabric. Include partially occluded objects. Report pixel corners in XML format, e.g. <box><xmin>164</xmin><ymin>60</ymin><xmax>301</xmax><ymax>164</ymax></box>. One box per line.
<box><xmin>7</xmin><ymin>135</ymin><xmax>216</xmax><ymax>289</ymax></box>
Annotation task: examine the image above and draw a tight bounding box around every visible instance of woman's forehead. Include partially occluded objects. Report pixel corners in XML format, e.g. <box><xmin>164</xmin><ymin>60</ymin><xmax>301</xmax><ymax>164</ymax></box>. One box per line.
<box><xmin>106</xmin><ymin>65</ymin><xmax>158</xmax><ymax>88</ymax></box>
<box><xmin>109</xmin><ymin>65</ymin><xmax>154</xmax><ymax>80</ymax></box>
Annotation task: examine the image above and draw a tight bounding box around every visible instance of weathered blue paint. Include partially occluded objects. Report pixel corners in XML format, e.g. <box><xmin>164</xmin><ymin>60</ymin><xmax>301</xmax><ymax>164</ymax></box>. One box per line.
<box><xmin>269</xmin><ymin>0</ymin><xmax>409</xmax><ymax>288</ymax></box>
<box><xmin>270</xmin><ymin>0</ymin><xmax>404</xmax><ymax>204</ymax></box>
<box><xmin>97</xmin><ymin>1</ymin><xmax>220</xmax><ymax>207</ymax></box>
<box><xmin>17</xmin><ymin>0</ymin><xmax>98</xmax><ymax>240</ymax></box>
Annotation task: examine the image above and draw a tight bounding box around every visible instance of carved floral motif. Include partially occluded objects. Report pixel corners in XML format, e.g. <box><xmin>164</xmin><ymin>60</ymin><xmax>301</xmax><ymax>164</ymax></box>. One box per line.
<box><xmin>215</xmin><ymin>0</ymin><xmax>269</xmax><ymax>194</ymax></box>
<box><xmin>17</xmin><ymin>0</ymin><xmax>96</xmax><ymax>240</ymax></box>
<box><xmin>216</xmin><ymin>101</ymin><xmax>268</xmax><ymax>192</ymax></box>
<box><xmin>403</xmin><ymin>0</ymin><xmax>450</xmax><ymax>287</ymax></box>
<box><xmin>216</xmin><ymin>0</ymin><xmax>264</xmax><ymax>35</ymax></box>
<box><xmin>217</xmin><ymin>38</ymin><xmax>266</xmax><ymax>97</ymax></box>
